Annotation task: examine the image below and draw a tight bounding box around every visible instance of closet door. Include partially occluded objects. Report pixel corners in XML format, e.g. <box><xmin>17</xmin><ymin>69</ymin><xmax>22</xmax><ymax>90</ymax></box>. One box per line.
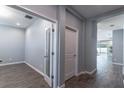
<box><xmin>65</xmin><ymin>28</ymin><xmax>77</xmax><ymax>80</ymax></box>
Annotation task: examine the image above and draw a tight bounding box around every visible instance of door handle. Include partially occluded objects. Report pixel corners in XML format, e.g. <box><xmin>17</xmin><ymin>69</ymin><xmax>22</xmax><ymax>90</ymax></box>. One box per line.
<box><xmin>44</xmin><ymin>56</ymin><xmax>48</xmax><ymax>58</ymax></box>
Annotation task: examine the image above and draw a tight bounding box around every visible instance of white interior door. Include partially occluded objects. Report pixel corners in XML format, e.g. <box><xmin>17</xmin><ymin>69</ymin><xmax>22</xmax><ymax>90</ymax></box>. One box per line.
<box><xmin>65</xmin><ymin>27</ymin><xmax>77</xmax><ymax>80</ymax></box>
<box><xmin>44</xmin><ymin>22</ymin><xmax>57</xmax><ymax>88</ymax></box>
<box><xmin>44</xmin><ymin>22</ymin><xmax>56</xmax><ymax>87</ymax></box>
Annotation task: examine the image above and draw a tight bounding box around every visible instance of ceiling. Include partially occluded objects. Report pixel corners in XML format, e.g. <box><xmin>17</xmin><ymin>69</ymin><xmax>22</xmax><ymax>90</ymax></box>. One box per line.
<box><xmin>97</xmin><ymin>29</ymin><xmax>112</xmax><ymax>41</ymax></box>
<box><xmin>0</xmin><ymin>6</ymin><xmax>38</xmax><ymax>29</ymax></box>
<box><xmin>71</xmin><ymin>5</ymin><xmax>124</xmax><ymax>18</ymax></box>
<box><xmin>1</xmin><ymin>5</ymin><xmax>124</xmax><ymax>29</ymax></box>
<box><xmin>98</xmin><ymin>14</ymin><xmax>124</xmax><ymax>31</ymax></box>
<box><xmin>97</xmin><ymin>13</ymin><xmax>124</xmax><ymax>41</ymax></box>
<box><xmin>71</xmin><ymin>5</ymin><xmax>124</xmax><ymax>41</ymax></box>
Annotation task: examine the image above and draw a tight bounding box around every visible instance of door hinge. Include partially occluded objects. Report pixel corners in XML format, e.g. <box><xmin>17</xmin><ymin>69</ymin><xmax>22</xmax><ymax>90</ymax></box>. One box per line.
<box><xmin>51</xmin><ymin>75</ymin><xmax>54</xmax><ymax>79</ymax></box>
<box><xmin>52</xmin><ymin>52</ymin><xmax>54</xmax><ymax>55</ymax></box>
<box><xmin>52</xmin><ymin>28</ymin><xmax>55</xmax><ymax>32</ymax></box>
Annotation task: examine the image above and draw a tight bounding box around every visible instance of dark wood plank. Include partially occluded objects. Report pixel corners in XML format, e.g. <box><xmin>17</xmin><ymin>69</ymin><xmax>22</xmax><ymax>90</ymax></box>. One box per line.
<box><xmin>0</xmin><ymin>63</ymin><xmax>49</xmax><ymax>88</ymax></box>
<box><xmin>65</xmin><ymin>54</ymin><xmax>124</xmax><ymax>88</ymax></box>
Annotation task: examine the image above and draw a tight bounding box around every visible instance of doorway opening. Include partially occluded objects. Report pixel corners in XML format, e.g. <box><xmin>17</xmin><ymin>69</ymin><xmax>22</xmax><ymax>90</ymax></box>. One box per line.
<box><xmin>0</xmin><ymin>5</ymin><xmax>57</xmax><ymax>88</ymax></box>
<box><xmin>97</xmin><ymin>23</ymin><xmax>113</xmax><ymax>71</ymax></box>
<box><xmin>96</xmin><ymin>14</ymin><xmax>124</xmax><ymax>87</ymax></box>
<box><xmin>97</xmin><ymin>14</ymin><xmax>124</xmax><ymax>70</ymax></box>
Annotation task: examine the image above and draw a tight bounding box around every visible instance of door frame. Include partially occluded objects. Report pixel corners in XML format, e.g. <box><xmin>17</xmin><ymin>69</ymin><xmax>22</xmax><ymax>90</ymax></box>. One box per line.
<box><xmin>8</xmin><ymin>5</ymin><xmax>58</xmax><ymax>88</ymax></box>
<box><xmin>65</xmin><ymin>25</ymin><xmax>79</xmax><ymax>80</ymax></box>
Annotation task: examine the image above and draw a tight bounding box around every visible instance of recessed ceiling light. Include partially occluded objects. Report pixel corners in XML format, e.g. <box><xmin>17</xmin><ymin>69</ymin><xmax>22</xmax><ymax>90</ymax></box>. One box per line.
<box><xmin>16</xmin><ymin>22</ymin><xmax>21</xmax><ymax>26</ymax></box>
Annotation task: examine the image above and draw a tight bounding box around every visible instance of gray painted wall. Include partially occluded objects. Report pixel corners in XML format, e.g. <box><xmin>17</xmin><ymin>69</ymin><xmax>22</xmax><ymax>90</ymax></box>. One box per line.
<box><xmin>112</xmin><ymin>29</ymin><xmax>123</xmax><ymax>64</ymax></box>
<box><xmin>57</xmin><ymin>6</ymin><xmax>66</xmax><ymax>86</ymax></box>
<box><xmin>0</xmin><ymin>25</ymin><xmax>25</xmax><ymax>63</ymax></box>
<box><xmin>85</xmin><ymin>19</ymin><xmax>97</xmax><ymax>71</ymax></box>
<box><xmin>66</xmin><ymin>11</ymin><xmax>85</xmax><ymax>72</ymax></box>
<box><xmin>25</xmin><ymin>19</ymin><xmax>51</xmax><ymax>73</ymax></box>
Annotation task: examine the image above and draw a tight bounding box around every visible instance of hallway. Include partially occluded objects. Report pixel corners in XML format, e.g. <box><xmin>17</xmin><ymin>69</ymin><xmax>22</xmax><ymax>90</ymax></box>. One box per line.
<box><xmin>0</xmin><ymin>5</ymin><xmax>124</xmax><ymax>88</ymax></box>
<box><xmin>65</xmin><ymin>54</ymin><xmax>124</xmax><ymax>88</ymax></box>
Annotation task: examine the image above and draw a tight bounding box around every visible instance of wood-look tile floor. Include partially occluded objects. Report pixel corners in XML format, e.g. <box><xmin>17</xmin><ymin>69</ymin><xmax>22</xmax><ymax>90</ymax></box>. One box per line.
<box><xmin>0</xmin><ymin>63</ymin><xmax>49</xmax><ymax>88</ymax></box>
<box><xmin>65</xmin><ymin>54</ymin><xmax>124</xmax><ymax>88</ymax></box>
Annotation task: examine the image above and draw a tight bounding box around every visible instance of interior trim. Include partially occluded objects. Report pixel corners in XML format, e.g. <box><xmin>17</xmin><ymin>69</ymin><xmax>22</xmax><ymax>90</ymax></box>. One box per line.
<box><xmin>77</xmin><ymin>68</ymin><xmax>97</xmax><ymax>76</ymax></box>
<box><xmin>65</xmin><ymin>26</ymin><xmax>77</xmax><ymax>32</ymax></box>
<box><xmin>113</xmin><ymin>62</ymin><xmax>124</xmax><ymax>66</ymax></box>
<box><xmin>0</xmin><ymin>61</ymin><xmax>25</xmax><ymax>66</ymax></box>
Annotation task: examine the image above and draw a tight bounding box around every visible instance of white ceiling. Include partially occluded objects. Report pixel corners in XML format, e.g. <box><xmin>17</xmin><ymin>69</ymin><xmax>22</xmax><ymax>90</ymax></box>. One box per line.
<box><xmin>1</xmin><ymin>5</ymin><xmax>124</xmax><ymax>29</ymax></box>
<box><xmin>97</xmin><ymin>13</ymin><xmax>124</xmax><ymax>41</ymax></box>
<box><xmin>0</xmin><ymin>6</ymin><xmax>38</xmax><ymax>29</ymax></box>
<box><xmin>71</xmin><ymin>5</ymin><xmax>124</xmax><ymax>41</ymax></box>
<box><xmin>98</xmin><ymin>14</ymin><xmax>124</xmax><ymax>31</ymax></box>
<box><xmin>71</xmin><ymin>5</ymin><xmax>124</xmax><ymax>18</ymax></box>
<box><xmin>97</xmin><ymin>29</ymin><xmax>112</xmax><ymax>41</ymax></box>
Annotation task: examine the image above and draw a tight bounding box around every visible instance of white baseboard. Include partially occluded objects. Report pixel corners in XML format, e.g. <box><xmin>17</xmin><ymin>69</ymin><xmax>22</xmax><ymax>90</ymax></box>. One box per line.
<box><xmin>58</xmin><ymin>83</ymin><xmax>65</xmax><ymax>88</ymax></box>
<box><xmin>113</xmin><ymin>62</ymin><xmax>124</xmax><ymax>66</ymax></box>
<box><xmin>85</xmin><ymin>68</ymin><xmax>97</xmax><ymax>75</ymax></box>
<box><xmin>65</xmin><ymin>72</ymin><xmax>75</xmax><ymax>81</ymax></box>
<box><xmin>77</xmin><ymin>68</ymin><xmax>97</xmax><ymax>76</ymax></box>
<box><xmin>24</xmin><ymin>62</ymin><xmax>45</xmax><ymax>76</ymax></box>
<box><xmin>24</xmin><ymin>62</ymin><xmax>51</xmax><ymax>87</ymax></box>
<box><xmin>44</xmin><ymin>74</ymin><xmax>51</xmax><ymax>87</ymax></box>
<box><xmin>0</xmin><ymin>61</ymin><xmax>25</xmax><ymax>66</ymax></box>
<box><xmin>77</xmin><ymin>71</ymin><xmax>85</xmax><ymax>76</ymax></box>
